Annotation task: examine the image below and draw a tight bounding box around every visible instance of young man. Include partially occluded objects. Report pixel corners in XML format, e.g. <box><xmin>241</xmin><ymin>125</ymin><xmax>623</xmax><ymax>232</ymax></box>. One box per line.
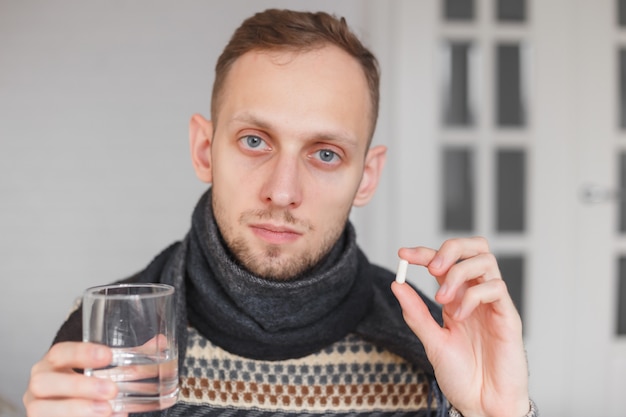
<box><xmin>23</xmin><ymin>9</ymin><xmax>535</xmax><ymax>417</ymax></box>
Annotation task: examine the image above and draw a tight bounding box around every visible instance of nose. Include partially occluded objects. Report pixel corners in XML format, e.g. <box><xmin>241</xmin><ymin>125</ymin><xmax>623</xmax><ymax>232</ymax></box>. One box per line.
<box><xmin>260</xmin><ymin>154</ymin><xmax>303</xmax><ymax>209</ymax></box>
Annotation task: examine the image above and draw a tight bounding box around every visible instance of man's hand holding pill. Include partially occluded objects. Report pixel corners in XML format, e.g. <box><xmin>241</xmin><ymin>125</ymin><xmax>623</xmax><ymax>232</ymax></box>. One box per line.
<box><xmin>391</xmin><ymin>237</ymin><xmax>531</xmax><ymax>417</ymax></box>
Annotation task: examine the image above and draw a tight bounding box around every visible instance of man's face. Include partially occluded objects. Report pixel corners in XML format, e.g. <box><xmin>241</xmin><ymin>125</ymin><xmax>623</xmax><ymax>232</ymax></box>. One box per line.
<box><xmin>207</xmin><ymin>46</ymin><xmax>374</xmax><ymax>280</ymax></box>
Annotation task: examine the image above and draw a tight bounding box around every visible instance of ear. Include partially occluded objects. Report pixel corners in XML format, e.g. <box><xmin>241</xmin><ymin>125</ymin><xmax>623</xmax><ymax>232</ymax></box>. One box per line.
<box><xmin>189</xmin><ymin>114</ymin><xmax>214</xmax><ymax>183</ymax></box>
<box><xmin>353</xmin><ymin>145</ymin><xmax>387</xmax><ymax>207</ymax></box>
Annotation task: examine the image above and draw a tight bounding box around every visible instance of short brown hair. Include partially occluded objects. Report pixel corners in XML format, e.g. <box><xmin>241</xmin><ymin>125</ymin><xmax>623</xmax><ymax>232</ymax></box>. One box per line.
<box><xmin>211</xmin><ymin>9</ymin><xmax>380</xmax><ymax>142</ymax></box>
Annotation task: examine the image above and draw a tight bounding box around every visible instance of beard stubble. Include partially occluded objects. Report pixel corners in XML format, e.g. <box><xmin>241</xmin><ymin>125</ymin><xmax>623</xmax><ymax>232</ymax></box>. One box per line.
<box><xmin>215</xmin><ymin>205</ymin><xmax>347</xmax><ymax>280</ymax></box>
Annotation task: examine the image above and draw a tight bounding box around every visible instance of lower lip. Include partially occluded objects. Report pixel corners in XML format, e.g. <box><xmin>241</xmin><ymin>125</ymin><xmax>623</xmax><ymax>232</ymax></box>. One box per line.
<box><xmin>250</xmin><ymin>227</ymin><xmax>301</xmax><ymax>244</ymax></box>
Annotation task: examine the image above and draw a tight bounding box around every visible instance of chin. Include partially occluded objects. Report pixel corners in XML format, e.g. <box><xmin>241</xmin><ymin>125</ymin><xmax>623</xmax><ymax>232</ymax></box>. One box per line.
<box><xmin>247</xmin><ymin>251</ymin><xmax>314</xmax><ymax>281</ymax></box>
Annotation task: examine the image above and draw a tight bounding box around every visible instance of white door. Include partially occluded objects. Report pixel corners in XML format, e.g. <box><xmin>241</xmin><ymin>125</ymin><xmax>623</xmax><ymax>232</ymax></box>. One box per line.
<box><xmin>354</xmin><ymin>1</ymin><xmax>626</xmax><ymax>415</ymax></box>
<box><xmin>568</xmin><ymin>0</ymin><xmax>626</xmax><ymax>415</ymax></box>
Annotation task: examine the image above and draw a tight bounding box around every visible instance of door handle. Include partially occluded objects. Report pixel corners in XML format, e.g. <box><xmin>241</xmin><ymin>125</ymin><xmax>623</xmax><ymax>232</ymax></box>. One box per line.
<box><xmin>580</xmin><ymin>184</ymin><xmax>622</xmax><ymax>204</ymax></box>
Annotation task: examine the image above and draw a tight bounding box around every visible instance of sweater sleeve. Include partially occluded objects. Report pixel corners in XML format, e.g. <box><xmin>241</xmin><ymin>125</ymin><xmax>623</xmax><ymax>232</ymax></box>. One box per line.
<box><xmin>52</xmin><ymin>302</ymin><xmax>83</xmax><ymax>344</ymax></box>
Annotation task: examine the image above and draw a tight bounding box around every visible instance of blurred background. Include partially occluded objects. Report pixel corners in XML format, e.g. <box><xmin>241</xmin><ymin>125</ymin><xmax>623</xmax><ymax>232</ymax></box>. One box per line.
<box><xmin>1</xmin><ymin>0</ymin><xmax>625</xmax><ymax>416</ymax></box>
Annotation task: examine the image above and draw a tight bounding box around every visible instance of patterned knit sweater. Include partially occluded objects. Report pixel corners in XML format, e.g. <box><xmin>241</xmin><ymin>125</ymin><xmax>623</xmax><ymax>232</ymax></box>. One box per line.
<box><xmin>172</xmin><ymin>328</ymin><xmax>437</xmax><ymax>416</ymax></box>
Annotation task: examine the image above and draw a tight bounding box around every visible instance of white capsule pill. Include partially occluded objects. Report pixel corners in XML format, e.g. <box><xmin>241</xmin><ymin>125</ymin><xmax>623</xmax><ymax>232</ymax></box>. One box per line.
<box><xmin>395</xmin><ymin>259</ymin><xmax>409</xmax><ymax>284</ymax></box>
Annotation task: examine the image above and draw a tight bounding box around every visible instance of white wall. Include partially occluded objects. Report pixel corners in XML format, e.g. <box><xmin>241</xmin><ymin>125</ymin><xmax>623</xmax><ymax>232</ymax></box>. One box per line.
<box><xmin>0</xmin><ymin>0</ymin><xmax>378</xmax><ymax>408</ymax></box>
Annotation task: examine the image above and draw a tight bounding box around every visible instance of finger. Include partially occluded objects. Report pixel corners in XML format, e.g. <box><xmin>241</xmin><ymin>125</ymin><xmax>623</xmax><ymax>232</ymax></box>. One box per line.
<box><xmin>435</xmin><ymin>252</ymin><xmax>501</xmax><ymax>304</ymax></box>
<box><xmin>398</xmin><ymin>240</ymin><xmax>496</xmax><ymax>293</ymax></box>
<box><xmin>93</xmin><ymin>361</ymin><xmax>159</xmax><ymax>385</ymax></box>
<box><xmin>35</xmin><ymin>342</ymin><xmax>112</xmax><ymax>373</ymax></box>
<box><xmin>29</xmin><ymin>370</ymin><xmax>117</xmax><ymax>400</ymax></box>
<box><xmin>398</xmin><ymin>246</ymin><xmax>438</xmax><ymax>268</ymax></box>
<box><xmin>138</xmin><ymin>334</ymin><xmax>170</xmax><ymax>353</ymax></box>
<box><xmin>397</xmin><ymin>247</ymin><xmax>447</xmax><ymax>287</ymax></box>
<box><xmin>391</xmin><ymin>281</ymin><xmax>445</xmax><ymax>350</ymax></box>
<box><xmin>452</xmin><ymin>278</ymin><xmax>511</xmax><ymax>320</ymax></box>
<box><xmin>398</xmin><ymin>237</ymin><xmax>491</xmax><ymax>281</ymax></box>
<box><xmin>25</xmin><ymin>398</ymin><xmax>113</xmax><ymax>417</ymax></box>
<box><xmin>426</xmin><ymin>237</ymin><xmax>491</xmax><ymax>276</ymax></box>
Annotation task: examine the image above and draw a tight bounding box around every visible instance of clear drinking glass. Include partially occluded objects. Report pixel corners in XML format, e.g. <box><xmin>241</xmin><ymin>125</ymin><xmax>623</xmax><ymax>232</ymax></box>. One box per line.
<box><xmin>82</xmin><ymin>283</ymin><xmax>178</xmax><ymax>413</ymax></box>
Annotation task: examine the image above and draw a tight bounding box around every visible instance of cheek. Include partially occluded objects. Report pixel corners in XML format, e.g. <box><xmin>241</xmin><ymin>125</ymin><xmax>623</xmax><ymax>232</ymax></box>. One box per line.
<box><xmin>310</xmin><ymin>170</ymin><xmax>363</xmax><ymax>208</ymax></box>
<box><xmin>211</xmin><ymin>171</ymin><xmax>247</xmax><ymax>222</ymax></box>
<box><xmin>213</xmin><ymin>183</ymin><xmax>244</xmax><ymax>221</ymax></box>
<box><xmin>308</xmin><ymin>186</ymin><xmax>355</xmax><ymax>226</ymax></box>
<box><xmin>212</xmin><ymin>156</ymin><xmax>259</xmax><ymax>199</ymax></box>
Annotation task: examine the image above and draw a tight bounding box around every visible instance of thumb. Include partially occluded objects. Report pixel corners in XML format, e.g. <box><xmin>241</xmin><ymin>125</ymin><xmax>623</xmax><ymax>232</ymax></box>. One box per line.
<box><xmin>391</xmin><ymin>281</ymin><xmax>444</xmax><ymax>351</ymax></box>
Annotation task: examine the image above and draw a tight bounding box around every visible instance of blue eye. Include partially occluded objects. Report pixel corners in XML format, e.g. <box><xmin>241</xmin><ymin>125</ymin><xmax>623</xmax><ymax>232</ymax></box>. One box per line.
<box><xmin>318</xmin><ymin>149</ymin><xmax>338</xmax><ymax>163</ymax></box>
<box><xmin>245</xmin><ymin>135</ymin><xmax>263</xmax><ymax>148</ymax></box>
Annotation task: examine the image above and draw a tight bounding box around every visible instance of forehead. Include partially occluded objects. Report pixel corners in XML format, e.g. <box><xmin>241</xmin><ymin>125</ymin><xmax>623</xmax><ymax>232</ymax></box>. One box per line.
<box><xmin>216</xmin><ymin>46</ymin><xmax>372</xmax><ymax>147</ymax></box>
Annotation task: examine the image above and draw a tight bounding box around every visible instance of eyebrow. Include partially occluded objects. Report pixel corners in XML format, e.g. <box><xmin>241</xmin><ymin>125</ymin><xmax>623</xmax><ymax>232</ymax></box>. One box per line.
<box><xmin>230</xmin><ymin>111</ymin><xmax>360</xmax><ymax>149</ymax></box>
<box><xmin>231</xmin><ymin>112</ymin><xmax>272</xmax><ymax>131</ymax></box>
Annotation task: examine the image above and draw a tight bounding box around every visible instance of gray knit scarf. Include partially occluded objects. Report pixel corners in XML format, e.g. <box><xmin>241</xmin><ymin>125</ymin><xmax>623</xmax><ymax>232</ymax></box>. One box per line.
<box><xmin>183</xmin><ymin>188</ymin><xmax>373</xmax><ymax>360</ymax></box>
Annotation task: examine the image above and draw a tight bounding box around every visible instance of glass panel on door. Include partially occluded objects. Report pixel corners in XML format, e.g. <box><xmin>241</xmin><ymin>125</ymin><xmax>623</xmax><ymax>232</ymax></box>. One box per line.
<box><xmin>444</xmin><ymin>0</ymin><xmax>475</xmax><ymax>21</ymax></box>
<box><xmin>496</xmin><ymin>0</ymin><xmax>526</xmax><ymax>22</ymax></box>
<box><xmin>443</xmin><ymin>41</ymin><xmax>476</xmax><ymax>127</ymax></box>
<box><xmin>443</xmin><ymin>148</ymin><xmax>475</xmax><ymax>231</ymax></box>
<box><xmin>496</xmin><ymin>149</ymin><xmax>526</xmax><ymax>232</ymax></box>
<box><xmin>619</xmin><ymin>48</ymin><xmax>626</xmax><ymax>128</ymax></box>
<box><xmin>496</xmin><ymin>43</ymin><xmax>527</xmax><ymax>127</ymax></box>
<box><xmin>498</xmin><ymin>255</ymin><xmax>525</xmax><ymax>321</ymax></box>
<box><xmin>617</xmin><ymin>257</ymin><xmax>626</xmax><ymax>335</ymax></box>
<box><xmin>618</xmin><ymin>0</ymin><xmax>626</xmax><ymax>27</ymax></box>
<box><xmin>619</xmin><ymin>153</ymin><xmax>626</xmax><ymax>231</ymax></box>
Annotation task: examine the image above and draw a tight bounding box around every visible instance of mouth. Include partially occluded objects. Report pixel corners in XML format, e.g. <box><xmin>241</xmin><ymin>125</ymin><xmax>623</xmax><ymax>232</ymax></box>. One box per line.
<box><xmin>249</xmin><ymin>223</ymin><xmax>303</xmax><ymax>245</ymax></box>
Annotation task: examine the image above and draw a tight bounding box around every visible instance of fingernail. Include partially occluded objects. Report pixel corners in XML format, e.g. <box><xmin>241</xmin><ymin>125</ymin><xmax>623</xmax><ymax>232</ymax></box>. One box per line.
<box><xmin>430</xmin><ymin>256</ymin><xmax>443</xmax><ymax>269</ymax></box>
<box><xmin>92</xmin><ymin>400</ymin><xmax>111</xmax><ymax>415</ymax></box>
<box><xmin>93</xmin><ymin>346</ymin><xmax>108</xmax><ymax>361</ymax></box>
<box><xmin>97</xmin><ymin>379</ymin><xmax>115</xmax><ymax>397</ymax></box>
<box><xmin>438</xmin><ymin>283</ymin><xmax>449</xmax><ymax>298</ymax></box>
